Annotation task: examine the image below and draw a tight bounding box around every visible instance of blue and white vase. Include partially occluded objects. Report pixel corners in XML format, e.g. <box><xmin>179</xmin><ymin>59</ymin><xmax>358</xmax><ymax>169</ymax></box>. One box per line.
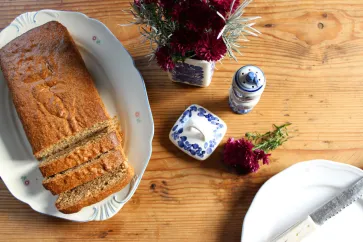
<box><xmin>168</xmin><ymin>58</ymin><xmax>216</xmax><ymax>87</ymax></box>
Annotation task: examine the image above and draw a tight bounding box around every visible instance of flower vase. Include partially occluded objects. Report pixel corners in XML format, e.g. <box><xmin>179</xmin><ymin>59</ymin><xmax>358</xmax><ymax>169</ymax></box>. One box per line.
<box><xmin>168</xmin><ymin>58</ymin><xmax>215</xmax><ymax>87</ymax></box>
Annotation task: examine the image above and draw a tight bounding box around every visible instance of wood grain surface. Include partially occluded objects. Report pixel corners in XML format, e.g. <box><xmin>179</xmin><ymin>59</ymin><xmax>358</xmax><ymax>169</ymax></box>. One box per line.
<box><xmin>1</xmin><ymin>0</ymin><xmax>363</xmax><ymax>241</ymax></box>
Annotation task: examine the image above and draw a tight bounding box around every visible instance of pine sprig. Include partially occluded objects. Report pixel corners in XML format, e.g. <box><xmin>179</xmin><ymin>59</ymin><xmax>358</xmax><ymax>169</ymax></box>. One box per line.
<box><xmin>125</xmin><ymin>2</ymin><xmax>177</xmax><ymax>54</ymax></box>
<box><xmin>246</xmin><ymin>123</ymin><xmax>291</xmax><ymax>153</ymax></box>
<box><xmin>220</xmin><ymin>0</ymin><xmax>261</xmax><ymax>61</ymax></box>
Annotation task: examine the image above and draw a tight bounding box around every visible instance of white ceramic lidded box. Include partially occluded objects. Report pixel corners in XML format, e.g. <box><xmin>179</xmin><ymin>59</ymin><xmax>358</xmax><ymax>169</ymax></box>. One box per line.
<box><xmin>169</xmin><ymin>105</ymin><xmax>227</xmax><ymax>160</ymax></box>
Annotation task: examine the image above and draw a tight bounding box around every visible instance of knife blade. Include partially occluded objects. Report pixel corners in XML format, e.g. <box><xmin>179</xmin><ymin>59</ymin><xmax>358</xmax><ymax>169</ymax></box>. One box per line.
<box><xmin>271</xmin><ymin>176</ymin><xmax>363</xmax><ymax>242</ymax></box>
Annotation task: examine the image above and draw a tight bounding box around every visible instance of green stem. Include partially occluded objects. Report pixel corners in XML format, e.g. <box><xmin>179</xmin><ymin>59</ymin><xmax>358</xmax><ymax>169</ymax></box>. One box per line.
<box><xmin>246</xmin><ymin>123</ymin><xmax>291</xmax><ymax>153</ymax></box>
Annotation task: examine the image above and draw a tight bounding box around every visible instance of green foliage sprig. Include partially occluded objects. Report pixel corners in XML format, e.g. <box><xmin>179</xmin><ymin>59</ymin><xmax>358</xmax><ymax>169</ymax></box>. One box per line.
<box><xmin>246</xmin><ymin>123</ymin><xmax>291</xmax><ymax>153</ymax></box>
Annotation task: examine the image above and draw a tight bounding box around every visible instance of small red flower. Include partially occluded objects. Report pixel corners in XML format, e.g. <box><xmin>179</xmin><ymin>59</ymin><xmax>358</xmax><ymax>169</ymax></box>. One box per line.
<box><xmin>143</xmin><ymin>0</ymin><xmax>157</xmax><ymax>4</ymax></box>
<box><xmin>210</xmin><ymin>12</ymin><xmax>226</xmax><ymax>33</ymax></box>
<box><xmin>24</xmin><ymin>180</ymin><xmax>30</xmax><ymax>186</ymax></box>
<box><xmin>186</xmin><ymin>1</ymin><xmax>214</xmax><ymax>31</ymax></box>
<box><xmin>223</xmin><ymin>138</ymin><xmax>270</xmax><ymax>174</ymax></box>
<box><xmin>135</xmin><ymin>112</ymin><xmax>140</xmax><ymax>118</ymax></box>
<box><xmin>92</xmin><ymin>36</ymin><xmax>97</xmax><ymax>41</ymax></box>
<box><xmin>159</xmin><ymin>0</ymin><xmax>174</xmax><ymax>10</ymax></box>
<box><xmin>195</xmin><ymin>32</ymin><xmax>227</xmax><ymax>62</ymax></box>
<box><xmin>210</xmin><ymin>0</ymin><xmax>241</xmax><ymax>17</ymax></box>
<box><xmin>172</xmin><ymin>1</ymin><xmax>192</xmax><ymax>24</ymax></box>
<box><xmin>172</xmin><ymin>1</ymin><xmax>213</xmax><ymax>32</ymax></box>
<box><xmin>155</xmin><ymin>46</ymin><xmax>175</xmax><ymax>71</ymax></box>
<box><xmin>170</xmin><ymin>29</ymin><xmax>199</xmax><ymax>56</ymax></box>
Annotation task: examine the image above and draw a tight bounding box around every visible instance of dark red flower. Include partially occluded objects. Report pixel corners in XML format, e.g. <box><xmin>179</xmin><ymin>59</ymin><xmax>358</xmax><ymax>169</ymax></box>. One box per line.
<box><xmin>155</xmin><ymin>46</ymin><xmax>175</xmax><ymax>71</ymax></box>
<box><xmin>171</xmin><ymin>3</ymin><xmax>184</xmax><ymax>21</ymax></box>
<box><xmin>223</xmin><ymin>138</ymin><xmax>270</xmax><ymax>174</ymax></box>
<box><xmin>195</xmin><ymin>32</ymin><xmax>227</xmax><ymax>61</ymax></box>
<box><xmin>210</xmin><ymin>11</ymin><xmax>226</xmax><ymax>33</ymax></box>
<box><xmin>188</xmin><ymin>1</ymin><xmax>214</xmax><ymax>31</ymax></box>
<box><xmin>173</xmin><ymin>1</ymin><xmax>213</xmax><ymax>31</ymax></box>
<box><xmin>159</xmin><ymin>0</ymin><xmax>174</xmax><ymax>10</ymax></box>
<box><xmin>144</xmin><ymin>0</ymin><xmax>158</xmax><ymax>3</ymax></box>
<box><xmin>170</xmin><ymin>29</ymin><xmax>199</xmax><ymax>56</ymax></box>
<box><xmin>134</xmin><ymin>0</ymin><xmax>141</xmax><ymax>7</ymax></box>
<box><xmin>254</xmin><ymin>149</ymin><xmax>270</xmax><ymax>165</ymax></box>
<box><xmin>210</xmin><ymin>0</ymin><xmax>241</xmax><ymax>17</ymax></box>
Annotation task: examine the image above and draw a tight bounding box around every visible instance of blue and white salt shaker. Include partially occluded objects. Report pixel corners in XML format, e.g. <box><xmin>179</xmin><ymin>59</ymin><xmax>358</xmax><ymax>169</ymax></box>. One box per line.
<box><xmin>229</xmin><ymin>65</ymin><xmax>266</xmax><ymax>114</ymax></box>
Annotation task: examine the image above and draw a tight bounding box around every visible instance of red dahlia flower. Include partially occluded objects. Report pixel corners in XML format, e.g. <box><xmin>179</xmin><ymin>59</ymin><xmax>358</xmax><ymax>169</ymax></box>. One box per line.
<box><xmin>173</xmin><ymin>1</ymin><xmax>214</xmax><ymax>32</ymax></box>
<box><xmin>159</xmin><ymin>0</ymin><xmax>174</xmax><ymax>10</ymax></box>
<box><xmin>171</xmin><ymin>3</ymin><xmax>184</xmax><ymax>21</ymax></box>
<box><xmin>195</xmin><ymin>32</ymin><xmax>227</xmax><ymax>62</ymax></box>
<box><xmin>186</xmin><ymin>1</ymin><xmax>213</xmax><ymax>31</ymax></box>
<box><xmin>134</xmin><ymin>0</ymin><xmax>141</xmax><ymax>7</ymax></box>
<box><xmin>223</xmin><ymin>138</ymin><xmax>270</xmax><ymax>174</ymax></box>
<box><xmin>155</xmin><ymin>46</ymin><xmax>175</xmax><ymax>71</ymax></box>
<box><xmin>170</xmin><ymin>29</ymin><xmax>200</xmax><ymax>56</ymax></box>
<box><xmin>210</xmin><ymin>12</ymin><xmax>226</xmax><ymax>33</ymax></box>
<box><xmin>210</xmin><ymin>0</ymin><xmax>241</xmax><ymax>17</ymax></box>
<box><xmin>143</xmin><ymin>0</ymin><xmax>158</xmax><ymax>4</ymax></box>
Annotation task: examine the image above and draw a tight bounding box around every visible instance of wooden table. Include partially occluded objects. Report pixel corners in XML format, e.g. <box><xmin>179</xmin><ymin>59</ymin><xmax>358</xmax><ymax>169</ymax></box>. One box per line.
<box><xmin>1</xmin><ymin>0</ymin><xmax>363</xmax><ymax>241</ymax></box>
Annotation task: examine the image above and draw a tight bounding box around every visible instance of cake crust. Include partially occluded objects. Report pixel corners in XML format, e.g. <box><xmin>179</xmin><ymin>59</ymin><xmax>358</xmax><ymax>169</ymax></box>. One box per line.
<box><xmin>0</xmin><ymin>21</ymin><xmax>110</xmax><ymax>159</ymax></box>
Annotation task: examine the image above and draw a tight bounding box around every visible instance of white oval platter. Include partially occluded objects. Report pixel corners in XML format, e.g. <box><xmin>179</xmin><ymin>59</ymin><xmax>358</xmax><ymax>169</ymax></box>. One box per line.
<box><xmin>242</xmin><ymin>160</ymin><xmax>363</xmax><ymax>242</ymax></box>
<box><xmin>0</xmin><ymin>10</ymin><xmax>154</xmax><ymax>222</ymax></box>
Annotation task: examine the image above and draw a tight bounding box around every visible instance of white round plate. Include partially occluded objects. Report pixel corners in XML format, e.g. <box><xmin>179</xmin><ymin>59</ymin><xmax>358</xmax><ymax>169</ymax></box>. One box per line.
<box><xmin>0</xmin><ymin>10</ymin><xmax>154</xmax><ymax>222</ymax></box>
<box><xmin>242</xmin><ymin>160</ymin><xmax>363</xmax><ymax>242</ymax></box>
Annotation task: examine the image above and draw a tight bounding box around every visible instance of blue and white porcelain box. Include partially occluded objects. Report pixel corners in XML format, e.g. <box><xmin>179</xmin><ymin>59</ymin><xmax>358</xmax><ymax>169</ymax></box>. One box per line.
<box><xmin>169</xmin><ymin>104</ymin><xmax>227</xmax><ymax>161</ymax></box>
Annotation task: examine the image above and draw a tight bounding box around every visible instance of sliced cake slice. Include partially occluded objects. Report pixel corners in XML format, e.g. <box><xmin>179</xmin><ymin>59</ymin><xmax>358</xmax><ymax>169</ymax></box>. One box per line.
<box><xmin>39</xmin><ymin>125</ymin><xmax>122</xmax><ymax>177</ymax></box>
<box><xmin>56</xmin><ymin>163</ymin><xmax>134</xmax><ymax>214</ymax></box>
<box><xmin>43</xmin><ymin>148</ymin><xmax>127</xmax><ymax>195</ymax></box>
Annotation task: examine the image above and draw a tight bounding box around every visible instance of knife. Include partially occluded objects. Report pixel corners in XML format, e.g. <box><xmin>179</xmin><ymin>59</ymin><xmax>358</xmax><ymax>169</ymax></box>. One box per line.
<box><xmin>272</xmin><ymin>176</ymin><xmax>363</xmax><ymax>242</ymax></box>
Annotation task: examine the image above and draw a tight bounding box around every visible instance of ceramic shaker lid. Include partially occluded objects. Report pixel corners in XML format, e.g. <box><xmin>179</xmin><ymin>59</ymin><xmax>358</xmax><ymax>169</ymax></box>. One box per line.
<box><xmin>235</xmin><ymin>65</ymin><xmax>265</xmax><ymax>92</ymax></box>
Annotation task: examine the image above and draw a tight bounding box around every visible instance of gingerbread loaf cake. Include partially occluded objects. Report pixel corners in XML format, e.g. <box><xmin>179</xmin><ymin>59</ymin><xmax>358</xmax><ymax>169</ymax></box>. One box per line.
<box><xmin>0</xmin><ymin>21</ymin><xmax>111</xmax><ymax>159</ymax></box>
<box><xmin>0</xmin><ymin>21</ymin><xmax>134</xmax><ymax>214</ymax></box>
